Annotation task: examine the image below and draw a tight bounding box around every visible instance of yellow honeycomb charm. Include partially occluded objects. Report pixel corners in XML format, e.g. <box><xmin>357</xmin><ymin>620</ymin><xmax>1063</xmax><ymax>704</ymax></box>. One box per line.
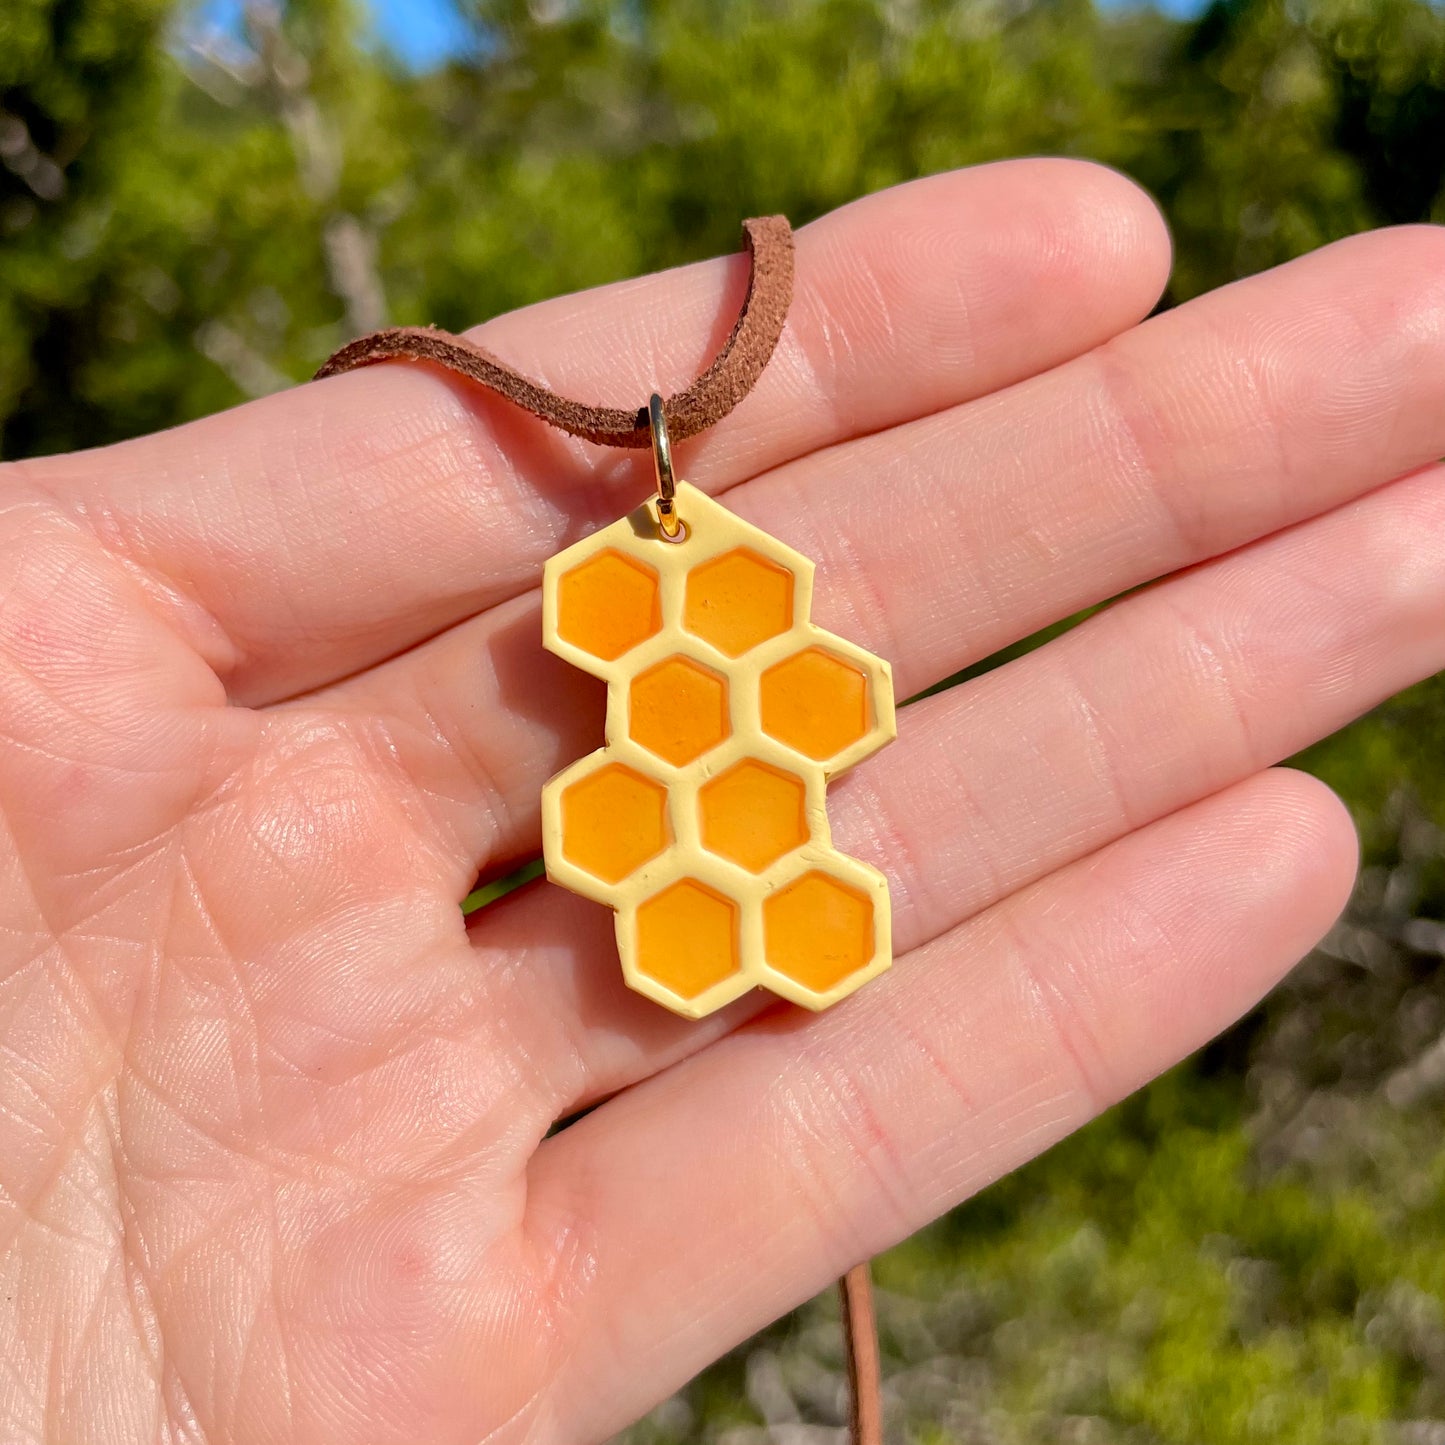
<box><xmin>541</xmin><ymin>481</ymin><xmax>896</xmax><ymax>1019</ymax></box>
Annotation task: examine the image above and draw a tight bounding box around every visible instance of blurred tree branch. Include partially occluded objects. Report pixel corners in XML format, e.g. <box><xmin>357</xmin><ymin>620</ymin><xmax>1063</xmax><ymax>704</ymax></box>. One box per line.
<box><xmin>247</xmin><ymin>1</ymin><xmax>387</xmax><ymax>336</ymax></box>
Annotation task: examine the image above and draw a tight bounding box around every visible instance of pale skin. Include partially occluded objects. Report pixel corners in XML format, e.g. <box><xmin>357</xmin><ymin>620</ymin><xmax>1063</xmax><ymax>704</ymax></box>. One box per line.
<box><xmin>0</xmin><ymin>158</ymin><xmax>1442</xmax><ymax>1443</ymax></box>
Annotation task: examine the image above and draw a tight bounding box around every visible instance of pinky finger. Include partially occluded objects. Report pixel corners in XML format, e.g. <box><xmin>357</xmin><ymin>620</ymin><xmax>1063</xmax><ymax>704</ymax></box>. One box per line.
<box><xmin>526</xmin><ymin>768</ymin><xmax>1358</xmax><ymax>1442</ymax></box>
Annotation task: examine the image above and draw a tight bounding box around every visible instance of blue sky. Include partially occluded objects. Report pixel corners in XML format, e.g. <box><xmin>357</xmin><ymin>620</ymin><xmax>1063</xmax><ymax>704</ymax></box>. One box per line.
<box><xmin>368</xmin><ymin>0</ymin><xmax>476</xmax><ymax>68</ymax></box>
<box><xmin>366</xmin><ymin>0</ymin><xmax>1211</xmax><ymax>70</ymax></box>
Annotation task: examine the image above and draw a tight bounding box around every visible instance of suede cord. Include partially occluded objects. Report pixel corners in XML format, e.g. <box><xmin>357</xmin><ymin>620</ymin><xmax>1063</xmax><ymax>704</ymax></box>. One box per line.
<box><xmin>315</xmin><ymin>215</ymin><xmax>884</xmax><ymax>1445</ymax></box>
<box><xmin>314</xmin><ymin>216</ymin><xmax>794</xmax><ymax>447</ymax></box>
<box><xmin>841</xmin><ymin>1262</ymin><xmax>884</xmax><ymax>1445</ymax></box>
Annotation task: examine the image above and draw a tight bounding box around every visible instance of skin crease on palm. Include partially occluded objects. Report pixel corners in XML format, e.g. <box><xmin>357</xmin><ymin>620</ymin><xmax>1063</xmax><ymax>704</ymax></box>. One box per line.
<box><xmin>1</xmin><ymin>158</ymin><xmax>1444</xmax><ymax>1445</ymax></box>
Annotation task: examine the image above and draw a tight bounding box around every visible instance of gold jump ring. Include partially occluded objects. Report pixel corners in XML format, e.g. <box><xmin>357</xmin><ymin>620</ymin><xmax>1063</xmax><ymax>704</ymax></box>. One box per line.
<box><xmin>648</xmin><ymin>393</ymin><xmax>682</xmax><ymax>540</ymax></box>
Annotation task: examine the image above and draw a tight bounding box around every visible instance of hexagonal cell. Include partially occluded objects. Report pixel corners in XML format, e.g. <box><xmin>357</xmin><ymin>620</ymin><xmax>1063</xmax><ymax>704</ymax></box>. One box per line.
<box><xmin>629</xmin><ymin>655</ymin><xmax>730</xmax><ymax>767</ymax></box>
<box><xmin>759</xmin><ymin>646</ymin><xmax>870</xmax><ymax>762</ymax></box>
<box><xmin>699</xmin><ymin>759</ymin><xmax>808</xmax><ymax>874</ymax></box>
<box><xmin>684</xmin><ymin>548</ymin><xmax>794</xmax><ymax>657</ymax></box>
<box><xmin>555</xmin><ymin>549</ymin><xmax>661</xmax><ymax>662</ymax></box>
<box><xmin>635</xmin><ymin>878</ymin><xmax>741</xmax><ymax>1000</ymax></box>
<box><xmin>763</xmin><ymin>870</ymin><xmax>875</xmax><ymax>993</ymax></box>
<box><xmin>559</xmin><ymin>762</ymin><xmax>669</xmax><ymax>884</ymax></box>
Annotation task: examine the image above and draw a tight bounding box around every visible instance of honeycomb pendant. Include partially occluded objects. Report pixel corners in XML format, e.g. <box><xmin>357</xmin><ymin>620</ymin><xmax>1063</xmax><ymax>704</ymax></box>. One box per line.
<box><xmin>541</xmin><ymin>481</ymin><xmax>896</xmax><ymax>1019</ymax></box>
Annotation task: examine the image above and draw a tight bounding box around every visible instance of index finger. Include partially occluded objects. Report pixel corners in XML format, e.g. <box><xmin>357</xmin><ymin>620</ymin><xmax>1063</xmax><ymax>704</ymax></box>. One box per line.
<box><xmin>19</xmin><ymin>160</ymin><xmax>1169</xmax><ymax>704</ymax></box>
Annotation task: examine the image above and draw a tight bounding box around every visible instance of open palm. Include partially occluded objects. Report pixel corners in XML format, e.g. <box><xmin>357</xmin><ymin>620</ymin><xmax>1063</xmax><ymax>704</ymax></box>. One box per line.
<box><xmin>2</xmin><ymin>161</ymin><xmax>1443</xmax><ymax>1444</ymax></box>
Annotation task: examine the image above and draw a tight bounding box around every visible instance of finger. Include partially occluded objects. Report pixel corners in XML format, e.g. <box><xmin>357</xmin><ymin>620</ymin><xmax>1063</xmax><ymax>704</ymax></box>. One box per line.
<box><xmin>314</xmin><ymin>223</ymin><xmax>1445</xmax><ymax>871</ymax></box>
<box><xmin>19</xmin><ymin>161</ymin><xmax>1169</xmax><ymax>704</ymax></box>
<box><xmin>0</xmin><ymin>494</ymin><xmax>230</xmax><ymax>878</ymax></box>
<box><xmin>527</xmin><ymin>768</ymin><xmax>1358</xmax><ymax>1442</ymax></box>
<box><xmin>462</xmin><ymin>462</ymin><xmax>1445</xmax><ymax>1112</ymax></box>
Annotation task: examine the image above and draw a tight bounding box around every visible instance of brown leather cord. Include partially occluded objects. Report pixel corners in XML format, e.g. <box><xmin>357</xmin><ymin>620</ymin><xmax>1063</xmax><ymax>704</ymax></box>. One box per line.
<box><xmin>840</xmin><ymin>1264</ymin><xmax>884</xmax><ymax>1445</ymax></box>
<box><xmin>314</xmin><ymin>216</ymin><xmax>794</xmax><ymax>446</ymax></box>
<box><xmin>315</xmin><ymin>215</ymin><xmax>881</xmax><ymax>1444</ymax></box>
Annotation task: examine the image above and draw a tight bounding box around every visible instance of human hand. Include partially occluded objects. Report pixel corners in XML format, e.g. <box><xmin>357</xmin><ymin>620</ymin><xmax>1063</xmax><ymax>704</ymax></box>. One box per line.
<box><xmin>2</xmin><ymin>160</ymin><xmax>1442</xmax><ymax>1444</ymax></box>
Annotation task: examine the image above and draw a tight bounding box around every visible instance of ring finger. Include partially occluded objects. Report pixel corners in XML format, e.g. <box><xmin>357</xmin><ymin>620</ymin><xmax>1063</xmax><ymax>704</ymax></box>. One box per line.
<box><xmin>472</xmin><ymin>459</ymin><xmax>1445</xmax><ymax>1114</ymax></box>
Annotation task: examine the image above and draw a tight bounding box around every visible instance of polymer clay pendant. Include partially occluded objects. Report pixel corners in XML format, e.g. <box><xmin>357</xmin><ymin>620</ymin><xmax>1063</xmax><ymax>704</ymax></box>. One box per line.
<box><xmin>541</xmin><ymin>398</ymin><xmax>896</xmax><ymax>1019</ymax></box>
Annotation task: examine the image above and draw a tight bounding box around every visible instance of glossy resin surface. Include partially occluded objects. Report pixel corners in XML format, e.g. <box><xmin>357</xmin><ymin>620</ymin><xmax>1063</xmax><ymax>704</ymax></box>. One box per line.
<box><xmin>542</xmin><ymin>482</ymin><xmax>896</xmax><ymax>1019</ymax></box>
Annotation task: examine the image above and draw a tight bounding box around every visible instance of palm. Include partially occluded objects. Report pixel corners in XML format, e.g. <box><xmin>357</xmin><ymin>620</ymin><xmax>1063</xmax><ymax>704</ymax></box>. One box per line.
<box><xmin>2</xmin><ymin>161</ymin><xmax>1442</xmax><ymax>1444</ymax></box>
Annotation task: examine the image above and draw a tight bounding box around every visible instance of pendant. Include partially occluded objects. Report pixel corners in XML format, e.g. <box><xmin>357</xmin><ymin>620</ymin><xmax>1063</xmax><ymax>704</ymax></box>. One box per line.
<box><xmin>541</xmin><ymin>400</ymin><xmax>895</xmax><ymax>1019</ymax></box>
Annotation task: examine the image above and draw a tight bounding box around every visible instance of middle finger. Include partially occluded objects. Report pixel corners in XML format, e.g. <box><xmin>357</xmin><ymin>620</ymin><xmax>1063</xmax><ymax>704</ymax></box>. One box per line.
<box><xmin>309</xmin><ymin>223</ymin><xmax>1445</xmax><ymax>871</ymax></box>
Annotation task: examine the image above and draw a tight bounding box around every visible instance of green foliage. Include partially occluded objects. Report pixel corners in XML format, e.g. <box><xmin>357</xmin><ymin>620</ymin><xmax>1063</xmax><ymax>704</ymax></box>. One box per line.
<box><xmin>7</xmin><ymin>0</ymin><xmax>1445</xmax><ymax>456</ymax></box>
<box><xmin>0</xmin><ymin>0</ymin><xmax>173</xmax><ymax>444</ymax></box>
<box><xmin>4</xmin><ymin>0</ymin><xmax>1445</xmax><ymax>1437</ymax></box>
<box><xmin>879</xmin><ymin>1094</ymin><xmax>1417</xmax><ymax>1441</ymax></box>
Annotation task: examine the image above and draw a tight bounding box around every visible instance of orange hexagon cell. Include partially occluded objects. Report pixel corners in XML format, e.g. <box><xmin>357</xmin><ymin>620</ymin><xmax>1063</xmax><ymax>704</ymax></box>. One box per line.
<box><xmin>559</xmin><ymin>763</ymin><xmax>669</xmax><ymax>884</ymax></box>
<box><xmin>635</xmin><ymin>878</ymin><xmax>741</xmax><ymax>1000</ymax></box>
<box><xmin>759</xmin><ymin>646</ymin><xmax>870</xmax><ymax>762</ymax></box>
<box><xmin>684</xmin><ymin>548</ymin><xmax>794</xmax><ymax>657</ymax></box>
<box><xmin>699</xmin><ymin>760</ymin><xmax>809</xmax><ymax>874</ymax></box>
<box><xmin>764</xmin><ymin>870</ymin><xmax>875</xmax><ymax>992</ymax></box>
<box><xmin>555</xmin><ymin>550</ymin><xmax>661</xmax><ymax>662</ymax></box>
<box><xmin>629</xmin><ymin>655</ymin><xmax>729</xmax><ymax>766</ymax></box>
